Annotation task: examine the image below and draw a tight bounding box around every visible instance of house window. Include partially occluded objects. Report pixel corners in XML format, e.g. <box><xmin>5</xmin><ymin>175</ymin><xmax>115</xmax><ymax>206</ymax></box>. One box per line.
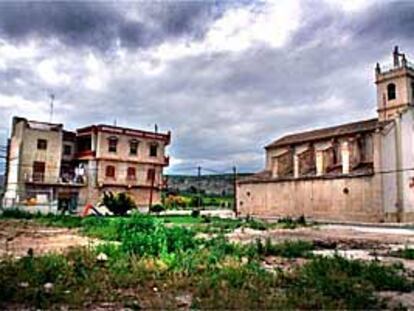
<box><xmin>387</xmin><ymin>83</ymin><xmax>396</xmax><ymax>100</ymax></box>
<box><xmin>127</xmin><ymin>167</ymin><xmax>136</xmax><ymax>180</ymax></box>
<box><xmin>149</xmin><ymin>144</ymin><xmax>158</xmax><ymax>157</ymax></box>
<box><xmin>33</xmin><ymin>161</ymin><xmax>45</xmax><ymax>182</ymax></box>
<box><xmin>147</xmin><ymin>168</ymin><xmax>156</xmax><ymax>181</ymax></box>
<box><xmin>37</xmin><ymin>139</ymin><xmax>47</xmax><ymax>150</ymax></box>
<box><xmin>108</xmin><ymin>137</ymin><xmax>118</xmax><ymax>153</ymax></box>
<box><xmin>105</xmin><ymin>165</ymin><xmax>115</xmax><ymax>178</ymax></box>
<box><xmin>63</xmin><ymin>145</ymin><xmax>72</xmax><ymax>156</ymax></box>
<box><xmin>130</xmin><ymin>140</ymin><xmax>139</xmax><ymax>155</ymax></box>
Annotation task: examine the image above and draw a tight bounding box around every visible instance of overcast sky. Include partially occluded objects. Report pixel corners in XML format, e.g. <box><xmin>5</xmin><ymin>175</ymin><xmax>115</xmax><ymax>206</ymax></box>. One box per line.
<box><xmin>0</xmin><ymin>0</ymin><xmax>413</xmax><ymax>174</ymax></box>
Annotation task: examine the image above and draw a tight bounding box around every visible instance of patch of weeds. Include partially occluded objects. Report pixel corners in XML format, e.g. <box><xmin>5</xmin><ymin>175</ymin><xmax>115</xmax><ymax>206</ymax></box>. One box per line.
<box><xmin>285</xmin><ymin>255</ymin><xmax>412</xmax><ymax>309</ymax></box>
<box><xmin>245</xmin><ymin>218</ymin><xmax>269</xmax><ymax>230</ymax></box>
<box><xmin>277</xmin><ymin>216</ymin><xmax>308</xmax><ymax>229</ymax></box>
<box><xmin>0</xmin><ymin>208</ymin><xmax>35</xmax><ymax>219</ymax></box>
<box><xmin>120</xmin><ymin>213</ymin><xmax>199</xmax><ymax>257</ymax></box>
<box><xmin>390</xmin><ymin>248</ymin><xmax>414</xmax><ymax>260</ymax></box>
<box><xmin>254</xmin><ymin>238</ymin><xmax>314</xmax><ymax>258</ymax></box>
<box><xmin>81</xmin><ymin>216</ymin><xmax>122</xmax><ymax>240</ymax></box>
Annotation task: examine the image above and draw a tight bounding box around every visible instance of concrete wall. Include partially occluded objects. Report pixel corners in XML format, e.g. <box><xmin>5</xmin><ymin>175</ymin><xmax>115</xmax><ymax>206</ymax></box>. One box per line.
<box><xmin>96</xmin><ymin>160</ymin><xmax>161</xmax><ymax>187</ymax></box>
<box><xmin>400</xmin><ymin>109</ymin><xmax>414</xmax><ymax>220</ymax></box>
<box><xmin>20</xmin><ymin>127</ymin><xmax>63</xmax><ymax>184</ymax></box>
<box><xmin>96</xmin><ymin>131</ymin><xmax>166</xmax><ymax>165</ymax></box>
<box><xmin>237</xmin><ymin>175</ymin><xmax>384</xmax><ymax>222</ymax></box>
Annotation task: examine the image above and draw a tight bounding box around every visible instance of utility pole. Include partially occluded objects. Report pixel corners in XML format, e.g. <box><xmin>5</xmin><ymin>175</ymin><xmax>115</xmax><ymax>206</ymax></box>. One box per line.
<box><xmin>49</xmin><ymin>94</ymin><xmax>55</xmax><ymax>123</ymax></box>
<box><xmin>148</xmin><ymin>166</ymin><xmax>155</xmax><ymax>211</ymax></box>
<box><xmin>233</xmin><ymin>166</ymin><xmax>238</xmax><ymax>217</ymax></box>
<box><xmin>197</xmin><ymin>166</ymin><xmax>201</xmax><ymax>208</ymax></box>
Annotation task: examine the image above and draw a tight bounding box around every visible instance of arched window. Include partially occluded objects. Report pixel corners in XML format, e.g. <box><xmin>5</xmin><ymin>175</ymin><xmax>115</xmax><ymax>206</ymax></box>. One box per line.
<box><xmin>387</xmin><ymin>83</ymin><xmax>396</xmax><ymax>100</ymax></box>
<box><xmin>105</xmin><ymin>165</ymin><xmax>115</xmax><ymax>178</ymax></box>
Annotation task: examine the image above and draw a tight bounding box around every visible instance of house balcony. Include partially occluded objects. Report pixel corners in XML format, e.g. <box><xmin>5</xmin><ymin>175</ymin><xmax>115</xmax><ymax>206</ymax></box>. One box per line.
<box><xmin>75</xmin><ymin>150</ymin><xmax>96</xmax><ymax>159</ymax></box>
<box><xmin>25</xmin><ymin>173</ymin><xmax>86</xmax><ymax>187</ymax></box>
<box><xmin>98</xmin><ymin>176</ymin><xmax>162</xmax><ymax>189</ymax></box>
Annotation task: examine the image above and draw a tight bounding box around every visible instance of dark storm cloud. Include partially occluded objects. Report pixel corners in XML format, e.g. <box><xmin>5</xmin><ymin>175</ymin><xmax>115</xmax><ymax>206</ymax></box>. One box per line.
<box><xmin>353</xmin><ymin>2</ymin><xmax>414</xmax><ymax>42</ymax></box>
<box><xmin>0</xmin><ymin>1</ymin><xmax>225</xmax><ymax>51</ymax></box>
<box><xmin>1</xmin><ymin>0</ymin><xmax>414</xmax><ymax>173</ymax></box>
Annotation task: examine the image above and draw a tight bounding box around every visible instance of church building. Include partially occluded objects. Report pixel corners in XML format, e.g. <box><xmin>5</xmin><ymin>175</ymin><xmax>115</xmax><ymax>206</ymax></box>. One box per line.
<box><xmin>237</xmin><ymin>47</ymin><xmax>414</xmax><ymax>223</ymax></box>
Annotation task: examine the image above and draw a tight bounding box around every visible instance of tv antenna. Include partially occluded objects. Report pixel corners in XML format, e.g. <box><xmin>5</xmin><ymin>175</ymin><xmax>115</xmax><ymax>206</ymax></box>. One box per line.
<box><xmin>49</xmin><ymin>93</ymin><xmax>55</xmax><ymax>123</ymax></box>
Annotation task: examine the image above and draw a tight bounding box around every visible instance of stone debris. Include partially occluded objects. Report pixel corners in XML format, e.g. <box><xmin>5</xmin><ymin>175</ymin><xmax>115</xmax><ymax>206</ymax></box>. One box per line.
<box><xmin>175</xmin><ymin>293</ymin><xmax>193</xmax><ymax>308</ymax></box>
<box><xmin>96</xmin><ymin>252</ymin><xmax>108</xmax><ymax>262</ymax></box>
<box><xmin>44</xmin><ymin>282</ymin><xmax>54</xmax><ymax>293</ymax></box>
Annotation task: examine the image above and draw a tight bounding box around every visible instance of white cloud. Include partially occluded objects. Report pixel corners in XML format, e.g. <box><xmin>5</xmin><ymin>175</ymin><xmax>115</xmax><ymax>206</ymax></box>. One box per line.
<box><xmin>0</xmin><ymin>93</ymin><xmax>49</xmax><ymax>121</ymax></box>
<box><xmin>37</xmin><ymin>59</ymin><xmax>71</xmax><ymax>85</ymax></box>
<box><xmin>84</xmin><ymin>53</ymin><xmax>109</xmax><ymax>91</ymax></box>
<box><xmin>151</xmin><ymin>1</ymin><xmax>301</xmax><ymax>62</ymax></box>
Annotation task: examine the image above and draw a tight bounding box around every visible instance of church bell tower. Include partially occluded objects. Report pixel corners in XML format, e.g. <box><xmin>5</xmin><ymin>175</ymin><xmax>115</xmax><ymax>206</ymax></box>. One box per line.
<box><xmin>375</xmin><ymin>46</ymin><xmax>414</xmax><ymax>121</ymax></box>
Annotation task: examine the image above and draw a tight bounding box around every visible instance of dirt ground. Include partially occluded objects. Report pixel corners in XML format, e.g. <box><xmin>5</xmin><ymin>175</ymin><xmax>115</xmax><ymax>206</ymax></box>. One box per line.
<box><xmin>0</xmin><ymin>220</ymin><xmax>99</xmax><ymax>258</ymax></box>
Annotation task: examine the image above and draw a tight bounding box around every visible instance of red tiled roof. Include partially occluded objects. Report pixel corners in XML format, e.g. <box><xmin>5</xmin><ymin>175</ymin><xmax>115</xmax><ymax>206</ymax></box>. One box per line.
<box><xmin>265</xmin><ymin>118</ymin><xmax>384</xmax><ymax>149</ymax></box>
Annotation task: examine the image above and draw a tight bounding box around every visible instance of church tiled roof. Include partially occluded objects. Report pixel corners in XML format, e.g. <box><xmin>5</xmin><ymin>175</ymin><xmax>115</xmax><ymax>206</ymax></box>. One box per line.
<box><xmin>265</xmin><ymin>118</ymin><xmax>384</xmax><ymax>149</ymax></box>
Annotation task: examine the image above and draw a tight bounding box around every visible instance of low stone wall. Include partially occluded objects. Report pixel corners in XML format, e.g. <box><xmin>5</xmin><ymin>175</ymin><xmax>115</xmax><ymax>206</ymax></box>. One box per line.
<box><xmin>237</xmin><ymin>174</ymin><xmax>386</xmax><ymax>223</ymax></box>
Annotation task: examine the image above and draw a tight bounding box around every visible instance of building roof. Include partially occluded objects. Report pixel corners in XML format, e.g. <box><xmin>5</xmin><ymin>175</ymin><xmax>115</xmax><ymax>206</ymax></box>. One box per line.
<box><xmin>13</xmin><ymin>116</ymin><xmax>63</xmax><ymax>131</ymax></box>
<box><xmin>265</xmin><ymin>118</ymin><xmax>384</xmax><ymax>149</ymax></box>
<box><xmin>77</xmin><ymin>124</ymin><xmax>171</xmax><ymax>144</ymax></box>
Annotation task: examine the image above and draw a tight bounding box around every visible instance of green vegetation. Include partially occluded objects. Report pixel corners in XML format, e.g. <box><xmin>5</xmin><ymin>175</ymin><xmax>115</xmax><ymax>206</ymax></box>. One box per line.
<box><xmin>101</xmin><ymin>192</ymin><xmax>136</xmax><ymax>215</ymax></box>
<box><xmin>0</xmin><ymin>210</ymin><xmax>412</xmax><ymax>309</ymax></box>
<box><xmin>390</xmin><ymin>247</ymin><xmax>414</xmax><ymax>260</ymax></box>
<box><xmin>163</xmin><ymin>193</ymin><xmax>234</xmax><ymax>209</ymax></box>
<box><xmin>256</xmin><ymin>238</ymin><xmax>314</xmax><ymax>258</ymax></box>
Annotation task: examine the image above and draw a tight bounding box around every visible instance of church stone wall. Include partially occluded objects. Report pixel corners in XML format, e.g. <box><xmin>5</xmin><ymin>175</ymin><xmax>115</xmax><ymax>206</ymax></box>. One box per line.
<box><xmin>237</xmin><ymin>175</ymin><xmax>385</xmax><ymax>223</ymax></box>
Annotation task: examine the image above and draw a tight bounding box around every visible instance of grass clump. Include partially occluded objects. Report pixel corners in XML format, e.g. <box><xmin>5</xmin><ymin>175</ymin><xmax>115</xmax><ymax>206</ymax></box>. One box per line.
<box><xmin>254</xmin><ymin>238</ymin><xmax>314</xmax><ymax>258</ymax></box>
<box><xmin>390</xmin><ymin>247</ymin><xmax>414</xmax><ymax>260</ymax></box>
<box><xmin>285</xmin><ymin>255</ymin><xmax>412</xmax><ymax>309</ymax></box>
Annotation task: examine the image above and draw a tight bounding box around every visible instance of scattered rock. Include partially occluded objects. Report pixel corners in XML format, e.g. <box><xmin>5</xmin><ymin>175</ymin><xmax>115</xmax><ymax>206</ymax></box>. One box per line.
<box><xmin>153</xmin><ymin>286</ymin><xmax>158</xmax><ymax>292</ymax></box>
<box><xmin>96</xmin><ymin>252</ymin><xmax>108</xmax><ymax>262</ymax></box>
<box><xmin>176</xmin><ymin>294</ymin><xmax>192</xmax><ymax>308</ymax></box>
<box><xmin>19</xmin><ymin>282</ymin><xmax>29</xmax><ymax>288</ymax></box>
<box><xmin>44</xmin><ymin>282</ymin><xmax>54</xmax><ymax>293</ymax></box>
<box><xmin>379</xmin><ymin>291</ymin><xmax>414</xmax><ymax>309</ymax></box>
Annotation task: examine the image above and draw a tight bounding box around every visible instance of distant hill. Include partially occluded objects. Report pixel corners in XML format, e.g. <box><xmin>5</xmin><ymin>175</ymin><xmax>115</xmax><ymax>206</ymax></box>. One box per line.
<box><xmin>165</xmin><ymin>173</ymin><xmax>253</xmax><ymax>196</ymax></box>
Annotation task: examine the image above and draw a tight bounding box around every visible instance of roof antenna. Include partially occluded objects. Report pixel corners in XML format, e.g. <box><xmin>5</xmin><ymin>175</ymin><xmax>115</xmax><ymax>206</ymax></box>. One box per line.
<box><xmin>154</xmin><ymin>123</ymin><xmax>158</xmax><ymax>133</ymax></box>
<box><xmin>49</xmin><ymin>93</ymin><xmax>55</xmax><ymax>123</ymax></box>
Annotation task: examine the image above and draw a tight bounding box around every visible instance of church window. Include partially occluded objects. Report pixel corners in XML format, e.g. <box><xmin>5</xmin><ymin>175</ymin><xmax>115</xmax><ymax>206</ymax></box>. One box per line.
<box><xmin>387</xmin><ymin>83</ymin><xmax>396</xmax><ymax>100</ymax></box>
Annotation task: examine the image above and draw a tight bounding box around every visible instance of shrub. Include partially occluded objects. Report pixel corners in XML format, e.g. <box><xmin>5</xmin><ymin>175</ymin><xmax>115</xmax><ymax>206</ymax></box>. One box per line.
<box><xmin>254</xmin><ymin>238</ymin><xmax>314</xmax><ymax>258</ymax></box>
<box><xmin>150</xmin><ymin>204</ymin><xmax>165</xmax><ymax>214</ymax></box>
<box><xmin>101</xmin><ymin>192</ymin><xmax>136</xmax><ymax>216</ymax></box>
<box><xmin>246</xmin><ymin>219</ymin><xmax>268</xmax><ymax>230</ymax></box>
<box><xmin>286</xmin><ymin>255</ymin><xmax>412</xmax><ymax>309</ymax></box>
<box><xmin>0</xmin><ymin>208</ymin><xmax>35</xmax><ymax>219</ymax></box>
<box><xmin>191</xmin><ymin>209</ymin><xmax>200</xmax><ymax>218</ymax></box>
<box><xmin>190</xmin><ymin>195</ymin><xmax>203</xmax><ymax>207</ymax></box>
<box><xmin>119</xmin><ymin>213</ymin><xmax>197</xmax><ymax>256</ymax></box>
<box><xmin>390</xmin><ymin>248</ymin><xmax>414</xmax><ymax>260</ymax></box>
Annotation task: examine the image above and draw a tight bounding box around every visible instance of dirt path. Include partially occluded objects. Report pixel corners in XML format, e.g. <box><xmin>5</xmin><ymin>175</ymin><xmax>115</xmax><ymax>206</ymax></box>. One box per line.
<box><xmin>0</xmin><ymin>220</ymin><xmax>99</xmax><ymax>258</ymax></box>
<box><xmin>228</xmin><ymin>224</ymin><xmax>414</xmax><ymax>248</ymax></box>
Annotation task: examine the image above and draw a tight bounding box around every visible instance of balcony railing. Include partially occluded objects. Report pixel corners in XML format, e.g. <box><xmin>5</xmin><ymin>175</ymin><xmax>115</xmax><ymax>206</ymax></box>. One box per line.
<box><xmin>25</xmin><ymin>173</ymin><xmax>86</xmax><ymax>185</ymax></box>
<box><xmin>75</xmin><ymin>150</ymin><xmax>96</xmax><ymax>158</ymax></box>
